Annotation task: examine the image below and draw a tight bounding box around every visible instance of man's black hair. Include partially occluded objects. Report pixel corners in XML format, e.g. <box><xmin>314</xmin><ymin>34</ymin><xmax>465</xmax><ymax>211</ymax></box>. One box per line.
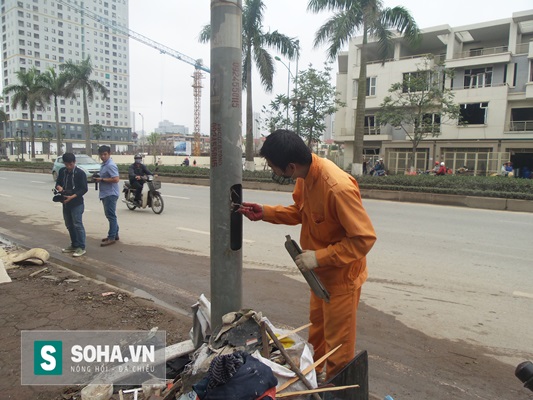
<box><xmin>98</xmin><ymin>145</ymin><xmax>111</xmax><ymax>154</ymax></box>
<box><xmin>62</xmin><ymin>152</ymin><xmax>76</xmax><ymax>163</ymax></box>
<box><xmin>260</xmin><ymin>129</ymin><xmax>312</xmax><ymax>170</ymax></box>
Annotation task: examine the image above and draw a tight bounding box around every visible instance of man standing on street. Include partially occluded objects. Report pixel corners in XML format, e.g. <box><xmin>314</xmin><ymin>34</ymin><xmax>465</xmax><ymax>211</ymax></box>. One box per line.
<box><xmin>56</xmin><ymin>152</ymin><xmax>88</xmax><ymax>257</ymax></box>
<box><xmin>94</xmin><ymin>145</ymin><xmax>120</xmax><ymax>246</ymax></box>
<box><xmin>239</xmin><ymin>129</ymin><xmax>377</xmax><ymax>380</ymax></box>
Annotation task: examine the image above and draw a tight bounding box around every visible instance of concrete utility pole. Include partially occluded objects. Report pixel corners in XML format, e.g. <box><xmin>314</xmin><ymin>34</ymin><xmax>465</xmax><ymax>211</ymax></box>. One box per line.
<box><xmin>210</xmin><ymin>0</ymin><xmax>243</xmax><ymax>328</ymax></box>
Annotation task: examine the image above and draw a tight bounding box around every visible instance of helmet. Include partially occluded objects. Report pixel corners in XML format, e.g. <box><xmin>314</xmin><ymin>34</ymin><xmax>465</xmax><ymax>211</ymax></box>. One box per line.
<box><xmin>435</xmin><ymin>162</ymin><xmax>439</xmax><ymax>165</ymax></box>
<box><xmin>440</xmin><ymin>162</ymin><xmax>445</xmax><ymax>166</ymax></box>
<box><xmin>134</xmin><ymin>153</ymin><xmax>142</xmax><ymax>160</ymax></box>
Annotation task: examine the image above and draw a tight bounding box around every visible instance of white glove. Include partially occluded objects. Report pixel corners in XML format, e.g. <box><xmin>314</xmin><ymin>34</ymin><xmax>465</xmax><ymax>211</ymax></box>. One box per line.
<box><xmin>295</xmin><ymin>250</ymin><xmax>318</xmax><ymax>271</ymax></box>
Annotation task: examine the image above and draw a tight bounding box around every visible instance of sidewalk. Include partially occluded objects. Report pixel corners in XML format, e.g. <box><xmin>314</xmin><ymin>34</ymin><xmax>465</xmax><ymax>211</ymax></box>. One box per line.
<box><xmin>0</xmin><ymin>246</ymin><xmax>192</xmax><ymax>400</ymax></box>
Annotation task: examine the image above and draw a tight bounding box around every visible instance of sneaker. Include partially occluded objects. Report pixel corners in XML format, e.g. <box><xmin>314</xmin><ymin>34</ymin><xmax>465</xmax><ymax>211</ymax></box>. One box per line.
<box><xmin>72</xmin><ymin>248</ymin><xmax>86</xmax><ymax>257</ymax></box>
<box><xmin>61</xmin><ymin>245</ymin><xmax>76</xmax><ymax>253</ymax></box>
<box><xmin>100</xmin><ymin>239</ymin><xmax>116</xmax><ymax>247</ymax></box>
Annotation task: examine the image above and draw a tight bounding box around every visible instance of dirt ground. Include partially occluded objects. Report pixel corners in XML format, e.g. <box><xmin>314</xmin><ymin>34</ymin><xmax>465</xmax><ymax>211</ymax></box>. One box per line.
<box><xmin>0</xmin><ymin>260</ymin><xmax>192</xmax><ymax>400</ymax></box>
<box><xmin>1</xmin><ymin>257</ymin><xmax>533</xmax><ymax>400</ymax></box>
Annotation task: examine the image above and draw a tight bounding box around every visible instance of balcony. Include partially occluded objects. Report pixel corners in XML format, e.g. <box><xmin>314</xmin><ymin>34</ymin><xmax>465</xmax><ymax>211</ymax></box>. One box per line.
<box><xmin>447</xmin><ymin>46</ymin><xmax>511</xmax><ymax>69</ymax></box>
<box><xmin>507</xmin><ymin>121</ymin><xmax>533</xmax><ymax>132</ymax></box>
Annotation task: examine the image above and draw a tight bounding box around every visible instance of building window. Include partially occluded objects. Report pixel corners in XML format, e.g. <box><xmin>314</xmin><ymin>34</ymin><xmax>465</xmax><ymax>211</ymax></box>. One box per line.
<box><xmin>353</xmin><ymin>77</ymin><xmax>377</xmax><ymax>97</ymax></box>
<box><xmin>464</xmin><ymin>67</ymin><xmax>492</xmax><ymax>89</ymax></box>
<box><xmin>402</xmin><ymin>71</ymin><xmax>434</xmax><ymax>93</ymax></box>
<box><xmin>418</xmin><ymin>113</ymin><xmax>441</xmax><ymax>134</ymax></box>
<box><xmin>459</xmin><ymin>103</ymin><xmax>488</xmax><ymax>125</ymax></box>
<box><xmin>364</xmin><ymin>115</ymin><xmax>380</xmax><ymax>135</ymax></box>
<box><xmin>510</xmin><ymin>108</ymin><xmax>533</xmax><ymax>132</ymax></box>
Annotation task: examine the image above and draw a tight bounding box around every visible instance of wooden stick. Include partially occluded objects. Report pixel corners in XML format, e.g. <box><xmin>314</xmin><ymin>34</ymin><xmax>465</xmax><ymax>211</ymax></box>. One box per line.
<box><xmin>264</xmin><ymin>322</ymin><xmax>322</xmax><ymax>400</ymax></box>
<box><xmin>260</xmin><ymin>321</ymin><xmax>270</xmax><ymax>358</ymax></box>
<box><xmin>269</xmin><ymin>322</ymin><xmax>312</xmax><ymax>344</ymax></box>
<box><xmin>276</xmin><ymin>384</ymin><xmax>360</xmax><ymax>398</ymax></box>
<box><xmin>277</xmin><ymin>344</ymin><xmax>342</xmax><ymax>392</ymax></box>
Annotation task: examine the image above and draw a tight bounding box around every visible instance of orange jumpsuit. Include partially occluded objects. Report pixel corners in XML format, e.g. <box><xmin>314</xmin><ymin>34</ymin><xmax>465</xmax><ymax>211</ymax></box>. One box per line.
<box><xmin>263</xmin><ymin>154</ymin><xmax>377</xmax><ymax>378</ymax></box>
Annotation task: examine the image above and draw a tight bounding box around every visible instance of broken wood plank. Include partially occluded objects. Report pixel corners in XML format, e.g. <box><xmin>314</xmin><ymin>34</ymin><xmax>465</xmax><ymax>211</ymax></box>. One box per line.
<box><xmin>276</xmin><ymin>384</ymin><xmax>360</xmax><ymax>398</ymax></box>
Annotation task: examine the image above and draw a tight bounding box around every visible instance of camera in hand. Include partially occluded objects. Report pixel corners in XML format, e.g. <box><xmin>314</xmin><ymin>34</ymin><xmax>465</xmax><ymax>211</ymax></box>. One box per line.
<box><xmin>52</xmin><ymin>188</ymin><xmax>72</xmax><ymax>203</ymax></box>
<box><xmin>92</xmin><ymin>173</ymin><xmax>100</xmax><ymax>190</ymax></box>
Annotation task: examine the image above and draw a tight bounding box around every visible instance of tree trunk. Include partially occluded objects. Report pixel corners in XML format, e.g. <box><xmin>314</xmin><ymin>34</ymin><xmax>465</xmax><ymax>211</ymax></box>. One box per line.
<box><xmin>54</xmin><ymin>95</ymin><xmax>62</xmax><ymax>156</ymax></box>
<box><xmin>82</xmin><ymin>87</ymin><xmax>91</xmax><ymax>156</ymax></box>
<box><xmin>352</xmin><ymin>21</ymin><xmax>368</xmax><ymax>176</ymax></box>
<box><xmin>29</xmin><ymin>109</ymin><xmax>35</xmax><ymax>159</ymax></box>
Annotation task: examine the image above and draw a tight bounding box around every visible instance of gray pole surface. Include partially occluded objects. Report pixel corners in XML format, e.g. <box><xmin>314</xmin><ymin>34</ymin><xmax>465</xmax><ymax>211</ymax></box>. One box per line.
<box><xmin>210</xmin><ymin>0</ymin><xmax>243</xmax><ymax>328</ymax></box>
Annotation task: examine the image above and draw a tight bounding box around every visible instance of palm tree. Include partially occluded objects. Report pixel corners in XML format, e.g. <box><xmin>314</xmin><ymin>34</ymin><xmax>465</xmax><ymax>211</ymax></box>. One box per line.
<box><xmin>3</xmin><ymin>67</ymin><xmax>46</xmax><ymax>159</ymax></box>
<box><xmin>38</xmin><ymin>67</ymin><xmax>75</xmax><ymax>156</ymax></box>
<box><xmin>61</xmin><ymin>56</ymin><xmax>109</xmax><ymax>156</ymax></box>
<box><xmin>308</xmin><ymin>0</ymin><xmax>420</xmax><ymax>174</ymax></box>
<box><xmin>199</xmin><ymin>0</ymin><xmax>298</xmax><ymax>171</ymax></box>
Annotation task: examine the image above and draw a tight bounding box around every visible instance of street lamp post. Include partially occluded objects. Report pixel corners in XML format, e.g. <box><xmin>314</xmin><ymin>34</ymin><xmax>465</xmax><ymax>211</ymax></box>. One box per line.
<box><xmin>138</xmin><ymin>112</ymin><xmax>144</xmax><ymax>153</ymax></box>
<box><xmin>274</xmin><ymin>56</ymin><xmax>292</xmax><ymax>128</ymax></box>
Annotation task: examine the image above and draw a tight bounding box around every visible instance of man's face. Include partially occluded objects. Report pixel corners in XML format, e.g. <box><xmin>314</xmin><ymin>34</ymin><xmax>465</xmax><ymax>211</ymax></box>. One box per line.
<box><xmin>64</xmin><ymin>161</ymin><xmax>75</xmax><ymax>172</ymax></box>
<box><xmin>99</xmin><ymin>151</ymin><xmax>111</xmax><ymax>162</ymax></box>
<box><xmin>267</xmin><ymin>160</ymin><xmax>294</xmax><ymax>179</ymax></box>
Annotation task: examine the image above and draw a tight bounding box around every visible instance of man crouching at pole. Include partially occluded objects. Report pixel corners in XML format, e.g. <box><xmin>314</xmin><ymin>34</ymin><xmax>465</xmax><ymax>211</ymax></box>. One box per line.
<box><xmin>239</xmin><ymin>129</ymin><xmax>377</xmax><ymax>381</ymax></box>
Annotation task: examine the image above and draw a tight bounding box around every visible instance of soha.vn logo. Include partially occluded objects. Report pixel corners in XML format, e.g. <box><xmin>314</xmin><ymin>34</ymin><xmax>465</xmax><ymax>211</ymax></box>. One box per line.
<box><xmin>34</xmin><ymin>341</ymin><xmax>63</xmax><ymax>375</ymax></box>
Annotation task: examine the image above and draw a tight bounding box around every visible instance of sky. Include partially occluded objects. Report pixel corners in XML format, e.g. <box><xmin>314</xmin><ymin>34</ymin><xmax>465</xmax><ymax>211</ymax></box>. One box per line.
<box><xmin>128</xmin><ymin>0</ymin><xmax>533</xmax><ymax>136</ymax></box>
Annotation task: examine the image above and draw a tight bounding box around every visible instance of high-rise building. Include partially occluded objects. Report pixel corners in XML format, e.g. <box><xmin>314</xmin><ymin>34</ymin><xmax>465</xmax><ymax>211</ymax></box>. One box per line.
<box><xmin>334</xmin><ymin>10</ymin><xmax>533</xmax><ymax>175</ymax></box>
<box><xmin>1</xmin><ymin>0</ymin><xmax>131</xmax><ymax>156</ymax></box>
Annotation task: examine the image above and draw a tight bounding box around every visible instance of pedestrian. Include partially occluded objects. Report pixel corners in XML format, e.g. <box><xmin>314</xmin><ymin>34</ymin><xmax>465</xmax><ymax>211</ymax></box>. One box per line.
<box><xmin>56</xmin><ymin>152</ymin><xmax>88</xmax><ymax>257</ymax></box>
<box><xmin>238</xmin><ymin>129</ymin><xmax>377</xmax><ymax>381</ymax></box>
<box><xmin>94</xmin><ymin>145</ymin><xmax>120</xmax><ymax>246</ymax></box>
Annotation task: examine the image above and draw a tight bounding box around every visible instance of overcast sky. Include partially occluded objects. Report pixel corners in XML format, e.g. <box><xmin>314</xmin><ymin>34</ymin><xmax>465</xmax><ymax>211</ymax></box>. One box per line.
<box><xmin>128</xmin><ymin>1</ymin><xmax>533</xmax><ymax>136</ymax></box>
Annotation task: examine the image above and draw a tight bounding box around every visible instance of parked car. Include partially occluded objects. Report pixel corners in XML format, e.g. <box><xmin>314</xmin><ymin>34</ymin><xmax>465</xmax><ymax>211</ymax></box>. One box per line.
<box><xmin>51</xmin><ymin>154</ymin><xmax>101</xmax><ymax>181</ymax></box>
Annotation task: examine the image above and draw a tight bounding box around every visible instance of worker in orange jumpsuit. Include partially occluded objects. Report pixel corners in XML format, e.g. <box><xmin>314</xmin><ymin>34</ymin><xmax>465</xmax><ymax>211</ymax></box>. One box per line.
<box><xmin>239</xmin><ymin>129</ymin><xmax>377</xmax><ymax>380</ymax></box>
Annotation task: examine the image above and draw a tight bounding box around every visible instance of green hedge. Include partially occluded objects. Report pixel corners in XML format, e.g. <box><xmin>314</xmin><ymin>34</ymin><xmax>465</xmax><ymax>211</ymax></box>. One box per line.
<box><xmin>2</xmin><ymin>161</ymin><xmax>532</xmax><ymax>200</ymax></box>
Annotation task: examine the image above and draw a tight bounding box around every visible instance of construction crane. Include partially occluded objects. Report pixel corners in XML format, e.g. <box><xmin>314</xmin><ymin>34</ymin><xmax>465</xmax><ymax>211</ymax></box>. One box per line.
<box><xmin>57</xmin><ymin>0</ymin><xmax>209</xmax><ymax>156</ymax></box>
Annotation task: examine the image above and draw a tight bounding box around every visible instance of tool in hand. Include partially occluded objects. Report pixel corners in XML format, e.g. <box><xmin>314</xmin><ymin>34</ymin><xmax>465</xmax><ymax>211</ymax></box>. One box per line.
<box><xmin>285</xmin><ymin>235</ymin><xmax>330</xmax><ymax>302</ymax></box>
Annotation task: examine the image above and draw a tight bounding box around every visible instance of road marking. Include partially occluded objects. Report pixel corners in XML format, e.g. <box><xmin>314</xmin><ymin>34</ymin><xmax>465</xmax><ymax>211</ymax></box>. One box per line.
<box><xmin>165</xmin><ymin>195</ymin><xmax>190</xmax><ymax>200</ymax></box>
<box><xmin>513</xmin><ymin>291</ymin><xmax>533</xmax><ymax>299</ymax></box>
<box><xmin>30</xmin><ymin>181</ymin><xmax>46</xmax><ymax>184</ymax></box>
<box><xmin>0</xmin><ymin>193</ymin><xmax>11</xmax><ymax>197</ymax></box>
<box><xmin>177</xmin><ymin>227</ymin><xmax>254</xmax><ymax>243</ymax></box>
<box><xmin>0</xmin><ymin>177</ymin><xmax>7</xmax><ymax>180</ymax></box>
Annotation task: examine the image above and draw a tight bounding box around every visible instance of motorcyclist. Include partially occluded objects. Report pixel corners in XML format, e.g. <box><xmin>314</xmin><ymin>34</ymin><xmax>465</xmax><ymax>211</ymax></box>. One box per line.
<box><xmin>128</xmin><ymin>154</ymin><xmax>153</xmax><ymax>206</ymax></box>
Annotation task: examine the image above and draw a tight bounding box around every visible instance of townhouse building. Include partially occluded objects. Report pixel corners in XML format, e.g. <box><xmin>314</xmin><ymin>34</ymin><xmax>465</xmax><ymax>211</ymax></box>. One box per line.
<box><xmin>334</xmin><ymin>10</ymin><xmax>533</xmax><ymax>176</ymax></box>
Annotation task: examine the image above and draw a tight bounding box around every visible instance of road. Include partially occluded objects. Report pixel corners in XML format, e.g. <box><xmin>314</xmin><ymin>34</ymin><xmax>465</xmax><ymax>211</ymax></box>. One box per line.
<box><xmin>1</xmin><ymin>169</ymin><xmax>533</xmax><ymax>399</ymax></box>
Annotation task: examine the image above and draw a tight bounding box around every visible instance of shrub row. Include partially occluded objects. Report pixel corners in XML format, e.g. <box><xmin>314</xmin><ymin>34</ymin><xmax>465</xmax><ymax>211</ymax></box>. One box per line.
<box><xmin>2</xmin><ymin>161</ymin><xmax>532</xmax><ymax>200</ymax></box>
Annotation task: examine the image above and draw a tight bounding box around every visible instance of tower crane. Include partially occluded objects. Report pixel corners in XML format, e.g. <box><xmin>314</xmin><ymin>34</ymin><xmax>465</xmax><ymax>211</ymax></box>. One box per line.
<box><xmin>57</xmin><ymin>0</ymin><xmax>209</xmax><ymax>156</ymax></box>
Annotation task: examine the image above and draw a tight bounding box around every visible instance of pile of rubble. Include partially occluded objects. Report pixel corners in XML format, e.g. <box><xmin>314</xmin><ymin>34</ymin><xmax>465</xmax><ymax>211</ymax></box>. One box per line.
<box><xmin>80</xmin><ymin>295</ymin><xmax>359</xmax><ymax>400</ymax></box>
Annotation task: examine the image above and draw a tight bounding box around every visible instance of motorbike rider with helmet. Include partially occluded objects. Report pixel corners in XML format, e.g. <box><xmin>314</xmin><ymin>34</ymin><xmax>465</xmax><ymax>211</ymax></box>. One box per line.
<box><xmin>128</xmin><ymin>154</ymin><xmax>153</xmax><ymax>206</ymax></box>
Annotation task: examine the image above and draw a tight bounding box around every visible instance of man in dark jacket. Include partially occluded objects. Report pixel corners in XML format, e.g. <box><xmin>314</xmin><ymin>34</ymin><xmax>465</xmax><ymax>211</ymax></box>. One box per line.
<box><xmin>55</xmin><ymin>153</ymin><xmax>88</xmax><ymax>257</ymax></box>
<box><xmin>128</xmin><ymin>153</ymin><xmax>153</xmax><ymax>206</ymax></box>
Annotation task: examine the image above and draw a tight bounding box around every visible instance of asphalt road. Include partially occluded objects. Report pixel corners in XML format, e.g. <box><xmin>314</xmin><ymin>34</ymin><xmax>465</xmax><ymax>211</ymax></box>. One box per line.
<box><xmin>1</xmin><ymin>169</ymin><xmax>533</xmax><ymax>399</ymax></box>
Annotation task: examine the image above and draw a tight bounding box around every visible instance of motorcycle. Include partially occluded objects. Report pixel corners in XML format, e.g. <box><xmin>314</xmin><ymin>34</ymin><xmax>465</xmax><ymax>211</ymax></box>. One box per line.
<box><xmin>122</xmin><ymin>175</ymin><xmax>164</xmax><ymax>214</ymax></box>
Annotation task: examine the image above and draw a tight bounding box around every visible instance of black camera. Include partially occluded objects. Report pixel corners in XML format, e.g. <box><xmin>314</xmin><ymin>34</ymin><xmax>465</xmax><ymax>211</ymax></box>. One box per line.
<box><xmin>92</xmin><ymin>173</ymin><xmax>100</xmax><ymax>190</ymax></box>
<box><xmin>52</xmin><ymin>188</ymin><xmax>72</xmax><ymax>203</ymax></box>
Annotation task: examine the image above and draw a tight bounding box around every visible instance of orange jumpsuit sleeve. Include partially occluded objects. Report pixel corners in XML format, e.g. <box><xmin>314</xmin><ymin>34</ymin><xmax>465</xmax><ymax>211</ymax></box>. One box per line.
<box><xmin>262</xmin><ymin>180</ymin><xmax>303</xmax><ymax>226</ymax></box>
<box><xmin>314</xmin><ymin>185</ymin><xmax>376</xmax><ymax>268</ymax></box>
